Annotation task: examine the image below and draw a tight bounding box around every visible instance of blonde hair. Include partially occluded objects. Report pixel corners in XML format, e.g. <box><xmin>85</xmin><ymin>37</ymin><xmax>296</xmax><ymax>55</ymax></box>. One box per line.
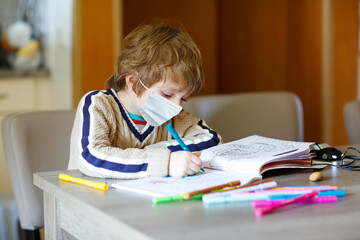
<box><xmin>106</xmin><ymin>22</ymin><xmax>203</xmax><ymax>96</ymax></box>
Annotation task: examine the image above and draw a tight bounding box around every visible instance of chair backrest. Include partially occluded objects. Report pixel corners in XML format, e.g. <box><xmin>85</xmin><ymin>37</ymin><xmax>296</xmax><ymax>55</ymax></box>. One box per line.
<box><xmin>183</xmin><ymin>91</ymin><xmax>304</xmax><ymax>143</ymax></box>
<box><xmin>343</xmin><ymin>100</ymin><xmax>360</xmax><ymax>144</ymax></box>
<box><xmin>1</xmin><ymin>110</ymin><xmax>76</xmax><ymax>230</ymax></box>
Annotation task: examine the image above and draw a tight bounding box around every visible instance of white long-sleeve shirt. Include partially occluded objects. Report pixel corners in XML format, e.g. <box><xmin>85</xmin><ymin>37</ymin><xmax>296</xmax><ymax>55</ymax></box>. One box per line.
<box><xmin>68</xmin><ymin>89</ymin><xmax>222</xmax><ymax>179</ymax></box>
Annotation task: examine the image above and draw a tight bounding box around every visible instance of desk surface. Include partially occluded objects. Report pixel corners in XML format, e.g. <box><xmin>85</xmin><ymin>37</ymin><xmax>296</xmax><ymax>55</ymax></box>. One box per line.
<box><xmin>34</xmin><ymin>163</ymin><xmax>360</xmax><ymax>239</ymax></box>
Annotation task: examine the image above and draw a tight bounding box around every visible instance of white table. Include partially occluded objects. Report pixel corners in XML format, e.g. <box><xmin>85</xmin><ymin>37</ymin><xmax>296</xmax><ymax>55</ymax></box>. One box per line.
<box><xmin>34</xmin><ymin>164</ymin><xmax>360</xmax><ymax>240</ymax></box>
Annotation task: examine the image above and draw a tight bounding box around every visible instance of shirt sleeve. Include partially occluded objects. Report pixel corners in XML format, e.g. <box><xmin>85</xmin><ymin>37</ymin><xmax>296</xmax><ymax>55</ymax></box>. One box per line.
<box><xmin>181</xmin><ymin>119</ymin><xmax>223</xmax><ymax>152</ymax></box>
<box><xmin>69</xmin><ymin>90</ymin><xmax>170</xmax><ymax>179</ymax></box>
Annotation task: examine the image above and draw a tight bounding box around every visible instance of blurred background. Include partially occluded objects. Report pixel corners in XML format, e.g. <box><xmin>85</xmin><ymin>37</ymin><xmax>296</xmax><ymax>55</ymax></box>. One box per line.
<box><xmin>72</xmin><ymin>0</ymin><xmax>359</xmax><ymax>148</ymax></box>
<box><xmin>1</xmin><ymin>0</ymin><xmax>358</xmax><ymax>146</ymax></box>
<box><xmin>0</xmin><ymin>0</ymin><xmax>358</xmax><ymax>182</ymax></box>
<box><xmin>0</xmin><ymin>0</ymin><xmax>358</xmax><ymax>238</ymax></box>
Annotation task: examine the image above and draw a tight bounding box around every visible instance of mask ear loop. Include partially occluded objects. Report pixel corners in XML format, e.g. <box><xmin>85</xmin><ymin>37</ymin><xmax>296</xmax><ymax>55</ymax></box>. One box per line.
<box><xmin>138</xmin><ymin>78</ymin><xmax>150</xmax><ymax>91</ymax></box>
<box><xmin>127</xmin><ymin>78</ymin><xmax>149</xmax><ymax>112</ymax></box>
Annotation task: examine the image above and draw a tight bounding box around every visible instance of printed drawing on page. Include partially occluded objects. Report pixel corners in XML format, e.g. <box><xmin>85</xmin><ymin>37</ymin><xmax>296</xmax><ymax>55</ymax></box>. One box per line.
<box><xmin>200</xmin><ymin>135</ymin><xmax>314</xmax><ymax>174</ymax></box>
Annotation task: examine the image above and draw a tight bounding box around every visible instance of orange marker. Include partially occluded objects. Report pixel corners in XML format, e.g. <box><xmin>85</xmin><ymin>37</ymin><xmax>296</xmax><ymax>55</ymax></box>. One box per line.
<box><xmin>183</xmin><ymin>180</ymin><xmax>241</xmax><ymax>199</ymax></box>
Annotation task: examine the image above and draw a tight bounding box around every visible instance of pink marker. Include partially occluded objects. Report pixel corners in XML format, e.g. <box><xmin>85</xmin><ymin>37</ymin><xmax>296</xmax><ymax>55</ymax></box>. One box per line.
<box><xmin>254</xmin><ymin>191</ymin><xmax>318</xmax><ymax>217</ymax></box>
<box><xmin>252</xmin><ymin>196</ymin><xmax>337</xmax><ymax>208</ymax></box>
<box><xmin>231</xmin><ymin>189</ymin><xmax>315</xmax><ymax>197</ymax></box>
<box><xmin>269</xmin><ymin>186</ymin><xmax>338</xmax><ymax>191</ymax></box>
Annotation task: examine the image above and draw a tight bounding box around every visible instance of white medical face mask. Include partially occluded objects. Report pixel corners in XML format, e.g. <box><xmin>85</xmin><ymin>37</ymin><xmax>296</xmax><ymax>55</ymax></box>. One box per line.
<box><xmin>132</xmin><ymin>79</ymin><xmax>182</xmax><ymax>126</ymax></box>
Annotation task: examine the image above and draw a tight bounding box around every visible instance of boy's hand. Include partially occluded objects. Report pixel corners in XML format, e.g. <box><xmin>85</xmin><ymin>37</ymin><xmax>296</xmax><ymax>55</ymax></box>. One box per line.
<box><xmin>169</xmin><ymin>151</ymin><xmax>203</xmax><ymax>177</ymax></box>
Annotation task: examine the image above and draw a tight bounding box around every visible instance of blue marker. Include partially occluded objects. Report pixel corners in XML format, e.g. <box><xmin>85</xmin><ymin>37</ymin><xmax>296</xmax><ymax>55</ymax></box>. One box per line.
<box><xmin>202</xmin><ymin>189</ymin><xmax>346</xmax><ymax>205</ymax></box>
<box><xmin>203</xmin><ymin>194</ymin><xmax>269</xmax><ymax>205</ymax></box>
<box><xmin>166</xmin><ymin>123</ymin><xmax>205</xmax><ymax>173</ymax></box>
<box><xmin>268</xmin><ymin>190</ymin><xmax>346</xmax><ymax>200</ymax></box>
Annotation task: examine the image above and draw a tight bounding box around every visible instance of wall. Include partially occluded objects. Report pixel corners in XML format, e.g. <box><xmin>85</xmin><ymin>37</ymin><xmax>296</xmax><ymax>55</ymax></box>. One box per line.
<box><xmin>0</xmin><ymin>0</ymin><xmax>73</xmax><ymax>110</ymax></box>
<box><xmin>330</xmin><ymin>0</ymin><xmax>358</xmax><ymax>145</ymax></box>
<box><xmin>75</xmin><ymin>0</ymin><xmax>359</xmax><ymax>145</ymax></box>
<box><xmin>0</xmin><ymin>0</ymin><xmax>74</xmax><ymax>194</ymax></box>
<box><xmin>123</xmin><ymin>0</ymin><xmax>218</xmax><ymax>95</ymax></box>
<box><xmin>73</xmin><ymin>0</ymin><xmax>116</xmax><ymax>106</ymax></box>
<box><xmin>46</xmin><ymin>0</ymin><xmax>74</xmax><ymax>110</ymax></box>
<box><xmin>218</xmin><ymin>0</ymin><xmax>323</xmax><ymax>142</ymax></box>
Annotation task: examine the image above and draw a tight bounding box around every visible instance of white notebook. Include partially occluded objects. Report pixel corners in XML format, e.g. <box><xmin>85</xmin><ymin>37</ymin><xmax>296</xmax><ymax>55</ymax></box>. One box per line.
<box><xmin>201</xmin><ymin>135</ymin><xmax>319</xmax><ymax>179</ymax></box>
<box><xmin>111</xmin><ymin>169</ymin><xmax>243</xmax><ymax>197</ymax></box>
<box><xmin>112</xmin><ymin>135</ymin><xmax>322</xmax><ymax>197</ymax></box>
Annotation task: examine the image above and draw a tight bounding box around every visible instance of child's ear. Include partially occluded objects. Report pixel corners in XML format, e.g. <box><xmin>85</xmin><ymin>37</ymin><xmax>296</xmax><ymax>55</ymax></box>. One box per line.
<box><xmin>125</xmin><ymin>72</ymin><xmax>138</xmax><ymax>91</ymax></box>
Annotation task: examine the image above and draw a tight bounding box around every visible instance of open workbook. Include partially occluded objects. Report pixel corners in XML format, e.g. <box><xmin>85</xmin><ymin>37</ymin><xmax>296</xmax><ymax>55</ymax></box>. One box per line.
<box><xmin>112</xmin><ymin>135</ymin><xmax>323</xmax><ymax>197</ymax></box>
<box><xmin>200</xmin><ymin>135</ymin><xmax>319</xmax><ymax>179</ymax></box>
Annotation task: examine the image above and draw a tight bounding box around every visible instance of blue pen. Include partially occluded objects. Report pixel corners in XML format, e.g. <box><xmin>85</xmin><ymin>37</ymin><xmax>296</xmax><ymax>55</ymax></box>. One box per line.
<box><xmin>165</xmin><ymin>123</ymin><xmax>205</xmax><ymax>173</ymax></box>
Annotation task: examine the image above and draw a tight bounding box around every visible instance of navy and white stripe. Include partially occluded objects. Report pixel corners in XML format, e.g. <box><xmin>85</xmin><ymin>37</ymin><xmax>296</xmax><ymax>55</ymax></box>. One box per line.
<box><xmin>78</xmin><ymin>89</ymin><xmax>221</xmax><ymax>176</ymax></box>
<box><xmin>80</xmin><ymin>90</ymin><xmax>148</xmax><ymax>175</ymax></box>
<box><xmin>167</xmin><ymin>120</ymin><xmax>221</xmax><ymax>152</ymax></box>
<box><xmin>104</xmin><ymin>89</ymin><xmax>154</xmax><ymax>142</ymax></box>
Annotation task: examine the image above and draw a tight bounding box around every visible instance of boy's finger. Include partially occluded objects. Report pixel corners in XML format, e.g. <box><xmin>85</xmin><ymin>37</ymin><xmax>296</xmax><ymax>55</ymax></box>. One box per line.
<box><xmin>190</xmin><ymin>154</ymin><xmax>202</xmax><ymax>165</ymax></box>
<box><xmin>188</xmin><ymin>162</ymin><xmax>201</xmax><ymax>173</ymax></box>
<box><xmin>186</xmin><ymin>168</ymin><xmax>197</xmax><ymax>176</ymax></box>
<box><xmin>193</xmin><ymin>151</ymin><xmax>201</xmax><ymax>156</ymax></box>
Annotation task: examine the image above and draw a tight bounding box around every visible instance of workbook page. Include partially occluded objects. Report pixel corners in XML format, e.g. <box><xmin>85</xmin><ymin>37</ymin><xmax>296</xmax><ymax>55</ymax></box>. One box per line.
<box><xmin>111</xmin><ymin>169</ymin><xmax>255</xmax><ymax>197</ymax></box>
<box><xmin>201</xmin><ymin>135</ymin><xmax>313</xmax><ymax>176</ymax></box>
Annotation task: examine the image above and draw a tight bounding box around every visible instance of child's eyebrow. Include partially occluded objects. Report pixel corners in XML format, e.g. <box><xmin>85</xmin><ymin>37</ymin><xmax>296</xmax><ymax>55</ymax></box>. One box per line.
<box><xmin>163</xmin><ymin>86</ymin><xmax>181</xmax><ymax>93</ymax></box>
<box><xmin>161</xmin><ymin>82</ymin><xmax>188</xmax><ymax>94</ymax></box>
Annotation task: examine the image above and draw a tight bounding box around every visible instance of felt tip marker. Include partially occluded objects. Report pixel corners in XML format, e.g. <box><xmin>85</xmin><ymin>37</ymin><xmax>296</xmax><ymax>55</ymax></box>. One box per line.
<box><xmin>274</xmin><ymin>185</ymin><xmax>334</xmax><ymax>188</ymax></box>
<box><xmin>203</xmin><ymin>193</ymin><xmax>269</xmax><ymax>204</ymax></box>
<box><xmin>59</xmin><ymin>174</ymin><xmax>109</xmax><ymax>191</ymax></box>
<box><xmin>267</xmin><ymin>190</ymin><xmax>346</xmax><ymax>200</ymax></box>
<box><xmin>183</xmin><ymin>180</ymin><xmax>241</xmax><ymax>200</ymax></box>
<box><xmin>231</xmin><ymin>189</ymin><xmax>345</xmax><ymax>197</ymax></box>
<box><xmin>203</xmin><ymin>189</ymin><xmax>345</xmax><ymax>205</ymax></box>
<box><xmin>205</xmin><ymin>180</ymin><xmax>277</xmax><ymax>197</ymax></box>
<box><xmin>252</xmin><ymin>196</ymin><xmax>338</xmax><ymax>208</ymax></box>
<box><xmin>153</xmin><ymin>180</ymin><xmax>242</xmax><ymax>204</ymax></box>
<box><xmin>254</xmin><ymin>191</ymin><xmax>319</xmax><ymax>217</ymax></box>
<box><xmin>271</xmin><ymin>186</ymin><xmax>338</xmax><ymax>191</ymax></box>
<box><xmin>152</xmin><ymin>194</ymin><xmax>203</xmax><ymax>204</ymax></box>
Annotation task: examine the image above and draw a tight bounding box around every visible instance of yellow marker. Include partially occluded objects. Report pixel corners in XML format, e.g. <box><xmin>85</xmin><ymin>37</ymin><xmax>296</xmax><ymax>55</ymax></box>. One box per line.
<box><xmin>58</xmin><ymin>173</ymin><xmax>109</xmax><ymax>191</ymax></box>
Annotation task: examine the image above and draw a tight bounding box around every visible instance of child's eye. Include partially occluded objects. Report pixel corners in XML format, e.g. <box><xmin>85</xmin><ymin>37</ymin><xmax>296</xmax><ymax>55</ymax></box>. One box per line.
<box><xmin>161</xmin><ymin>92</ymin><xmax>172</xmax><ymax>98</ymax></box>
<box><xmin>181</xmin><ymin>98</ymin><xmax>188</xmax><ymax>102</ymax></box>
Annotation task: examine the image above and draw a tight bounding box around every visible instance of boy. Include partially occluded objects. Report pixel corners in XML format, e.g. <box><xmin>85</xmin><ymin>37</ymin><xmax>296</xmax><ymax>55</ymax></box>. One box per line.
<box><xmin>68</xmin><ymin>23</ymin><xmax>222</xmax><ymax>179</ymax></box>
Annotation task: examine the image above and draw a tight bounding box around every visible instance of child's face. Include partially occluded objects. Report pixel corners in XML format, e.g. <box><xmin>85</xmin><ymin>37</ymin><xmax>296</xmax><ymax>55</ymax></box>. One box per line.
<box><xmin>137</xmin><ymin>79</ymin><xmax>189</xmax><ymax>107</ymax></box>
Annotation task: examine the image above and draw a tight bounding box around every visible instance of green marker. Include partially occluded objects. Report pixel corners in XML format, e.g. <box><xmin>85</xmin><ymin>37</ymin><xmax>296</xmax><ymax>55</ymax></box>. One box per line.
<box><xmin>152</xmin><ymin>194</ymin><xmax>203</xmax><ymax>204</ymax></box>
